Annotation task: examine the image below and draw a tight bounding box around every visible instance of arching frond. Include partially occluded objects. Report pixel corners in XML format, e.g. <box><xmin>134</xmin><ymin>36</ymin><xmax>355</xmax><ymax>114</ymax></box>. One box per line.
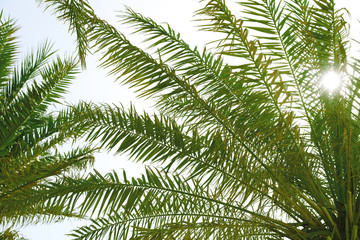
<box><xmin>33</xmin><ymin>169</ymin><xmax>307</xmax><ymax>239</ymax></box>
<box><xmin>37</xmin><ymin>0</ymin><xmax>360</xmax><ymax>239</ymax></box>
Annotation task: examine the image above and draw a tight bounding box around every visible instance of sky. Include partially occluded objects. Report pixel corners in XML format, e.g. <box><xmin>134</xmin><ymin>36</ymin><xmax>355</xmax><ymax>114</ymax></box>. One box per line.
<box><xmin>2</xmin><ymin>0</ymin><xmax>360</xmax><ymax>239</ymax></box>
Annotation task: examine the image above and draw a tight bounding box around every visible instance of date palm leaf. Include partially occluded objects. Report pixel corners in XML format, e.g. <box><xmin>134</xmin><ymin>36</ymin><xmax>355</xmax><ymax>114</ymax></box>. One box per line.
<box><xmin>38</xmin><ymin>0</ymin><xmax>360</xmax><ymax>239</ymax></box>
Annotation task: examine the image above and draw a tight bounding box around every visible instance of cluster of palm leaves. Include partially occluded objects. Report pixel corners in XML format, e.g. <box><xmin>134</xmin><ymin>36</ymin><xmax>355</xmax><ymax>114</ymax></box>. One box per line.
<box><xmin>0</xmin><ymin>12</ymin><xmax>96</xmax><ymax>238</ymax></box>
<box><xmin>3</xmin><ymin>0</ymin><xmax>360</xmax><ymax>238</ymax></box>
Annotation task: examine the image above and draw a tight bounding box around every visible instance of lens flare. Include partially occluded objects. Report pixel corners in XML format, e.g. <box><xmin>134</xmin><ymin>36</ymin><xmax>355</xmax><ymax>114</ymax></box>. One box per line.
<box><xmin>320</xmin><ymin>71</ymin><xmax>342</xmax><ymax>92</ymax></box>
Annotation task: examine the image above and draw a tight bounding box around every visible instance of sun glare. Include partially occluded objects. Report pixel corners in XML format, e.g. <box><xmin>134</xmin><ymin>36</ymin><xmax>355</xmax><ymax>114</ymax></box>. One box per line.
<box><xmin>320</xmin><ymin>71</ymin><xmax>342</xmax><ymax>92</ymax></box>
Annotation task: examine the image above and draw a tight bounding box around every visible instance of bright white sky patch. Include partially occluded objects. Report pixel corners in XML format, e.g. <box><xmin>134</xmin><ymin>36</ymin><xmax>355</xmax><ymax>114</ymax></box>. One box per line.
<box><xmin>320</xmin><ymin>70</ymin><xmax>342</xmax><ymax>92</ymax></box>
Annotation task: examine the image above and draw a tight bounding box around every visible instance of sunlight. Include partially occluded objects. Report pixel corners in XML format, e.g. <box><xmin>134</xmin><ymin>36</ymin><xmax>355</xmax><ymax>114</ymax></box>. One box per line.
<box><xmin>320</xmin><ymin>70</ymin><xmax>342</xmax><ymax>92</ymax></box>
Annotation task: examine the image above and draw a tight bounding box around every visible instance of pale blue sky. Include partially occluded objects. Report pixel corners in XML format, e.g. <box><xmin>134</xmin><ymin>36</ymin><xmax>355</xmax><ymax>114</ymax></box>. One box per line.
<box><xmin>2</xmin><ymin>0</ymin><xmax>360</xmax><ymax>239</ymax></box>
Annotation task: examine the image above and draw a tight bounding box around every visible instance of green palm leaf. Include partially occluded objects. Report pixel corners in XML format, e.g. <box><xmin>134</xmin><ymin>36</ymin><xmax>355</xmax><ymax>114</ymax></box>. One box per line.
<box><xmin>0</xmin><ymin>12</ymin><xmax>18</xmax><ymax>88</ymax></box>
<box><xmin>0</xmin><ymin>13</ymin><xmax>96</xmax><ymax>237</ymax></box>
<box><xmin>38</xmin><ymin>0</ymin><xmax>360</xmax><ymax>239</ymax></box>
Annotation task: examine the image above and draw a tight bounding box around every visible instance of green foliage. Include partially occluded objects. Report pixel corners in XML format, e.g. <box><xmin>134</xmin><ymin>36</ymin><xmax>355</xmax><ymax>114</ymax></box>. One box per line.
<box><xmin>37</xmin><ymin>0</ymin><xmax>360</xmax><ymax>239</ymax></box>
<box><xmin>0</xmin><ymin>12</ymin><xmax>96</xmax><ymax>238</ymax></box>
<box><xmin>0</xmin><ymin>227</ymin><xmax>27</xmax><ymax>240</ymax></box>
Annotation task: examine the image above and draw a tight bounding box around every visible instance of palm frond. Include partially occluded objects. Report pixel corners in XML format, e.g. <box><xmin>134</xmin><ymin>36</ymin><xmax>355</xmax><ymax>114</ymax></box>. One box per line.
<box><xmin>39</xmin><ymin>0</ymin><xmax>94</xmax><ymax>67</ymax></box>
<box><xmin>0</xmin><ymin>12</ymin><xmax>18</xmax><ymax>88</ymax></box>
<box><xmin>0</xmin><ymin>12</ymin><xmax>96</xmax><ymax>235</ymax></box>
<box><xmin>0</xmin><ymin>55</ymin><xmax>77</xmax><ymax>151</ymax></box>
<box><xmin>34</xmin><ymin>169</ymin><xmax>306</xmax><ymax>239</ymax></box>
<box><xmin>0</xmin><ymin>146</ymin><xmax>95</xmax><ymax>225</ymax></box>
<box><xmin>0</xmin><ymin>227</ymin><xmax>27</xmax><ymax>240</ymax></box>
<box><xmin>71</xmin><ymin>212</ymin><xmax>275</xmax><ymax>240</ymax></box>
<box><xmin>1</xmin><ymin>41</ymin><xmax>54</xmax><ymax>107</ymax></box>
<box><xmin>36</xmin><ymin>0</ymin><xmax>360</xmax><ymax>239</ymax></box>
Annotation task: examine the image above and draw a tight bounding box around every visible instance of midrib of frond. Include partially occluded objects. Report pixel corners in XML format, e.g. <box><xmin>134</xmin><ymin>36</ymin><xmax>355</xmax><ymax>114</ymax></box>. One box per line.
<box><xmin>259</xmin><ymin>0</ymin><xmax>335</xmax><ymax>206</ymax></box>
<box><xmin>123</xmin><ymin>10</ymin><xmax>246</xmax><ymax>109</ymax></box>
<box><xmin>0</xmin><ymin>149</ymin><xmax>92</xmax><ymax>201</ymax></box>
<box><xmin>72</xmin><ymin>212</ymin><xmax>262</xmax><ymax>239</ymax></box>
<box><xmin>199</xmin><ymin>1</ymin><xmax>322</xmax><ymax>201</ymax></box>
<box><xmin>223</xmin><ymin>1</ymin><xmax>305</xmax><ymax>149</ymax></box>
<box><xmin>74</xmin><ymin>175</ymin><xmax>304</xmax><ymax>235</ymax></box>
<box><xmin>261</xmin><ymin>0</ymin><xmax>317</xmax><ymax>131</ymax></box>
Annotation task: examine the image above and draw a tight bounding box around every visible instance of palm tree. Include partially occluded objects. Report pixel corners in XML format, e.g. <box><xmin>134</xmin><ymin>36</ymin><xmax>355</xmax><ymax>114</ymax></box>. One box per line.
<box><xmin>0</xmin><ymin>12</ymin><xmax>96</xmax><ymax>238</ymax></box>
<box><xmin>37</xmin><ymin>0</ymin><xmax>360</xmax><ymax>239</ymax></box>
